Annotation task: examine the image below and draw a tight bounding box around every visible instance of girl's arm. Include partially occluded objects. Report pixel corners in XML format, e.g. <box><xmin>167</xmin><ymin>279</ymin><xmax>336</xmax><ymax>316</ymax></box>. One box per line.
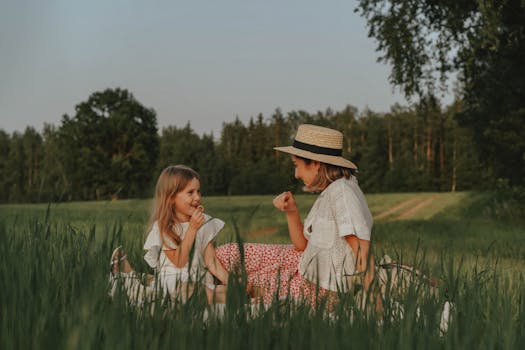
<box><xmin>164</xmin><ymin>228</ymin><xmax>198</xmax><ymax>268</ymax></box>
<box><xmin>203</xmin><ymin>243</ymin><xmax>229</xmax><ymax>285</ymax></box>
<box><xmin>345</xmin><ymin>235</ymin><xmax>375</xmax><ymax>291</ymax></box>
<box><xmin>165</xmin><ymin>209</ymin><xmax>205</xmax><ymax>268</ymax></box>
<box><xmin>273</xmin><ymin>191</ymin><xmax>307</xmax><ymax>251</ymax></box>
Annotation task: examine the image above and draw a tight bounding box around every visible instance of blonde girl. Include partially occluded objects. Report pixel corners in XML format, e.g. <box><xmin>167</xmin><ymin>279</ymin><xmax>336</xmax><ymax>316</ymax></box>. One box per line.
<box><xmin>144</xmin><ymin>165</ymin><xmax>228</xmax><ymax>302</ymax></box>
<box><xmin>110</xmin><ymin>165</ymin><xmax>229</xmax><ymax>304</ymax></box>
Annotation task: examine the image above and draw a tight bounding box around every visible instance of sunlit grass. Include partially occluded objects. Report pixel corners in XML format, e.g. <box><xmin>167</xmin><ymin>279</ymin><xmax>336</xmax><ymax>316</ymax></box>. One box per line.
<box><xmin>1</xmin><ymin>192</ymin><xmax>525</xmax><ymax>348</ymax></box>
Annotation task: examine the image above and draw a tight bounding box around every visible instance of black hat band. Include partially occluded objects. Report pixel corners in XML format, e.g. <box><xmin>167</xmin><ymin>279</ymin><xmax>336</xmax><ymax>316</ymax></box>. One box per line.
<box><xmin>293</xmin><ymin>140</ymin><xmax>342</xmax><ymax>157</ymax></box>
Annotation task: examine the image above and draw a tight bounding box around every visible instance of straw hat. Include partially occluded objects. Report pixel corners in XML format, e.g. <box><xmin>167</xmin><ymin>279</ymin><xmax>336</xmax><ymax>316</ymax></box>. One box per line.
<box><xmin>274</xmin><ymin>124</ymin><xmax>357</xmax><ymax>169</ymax></box>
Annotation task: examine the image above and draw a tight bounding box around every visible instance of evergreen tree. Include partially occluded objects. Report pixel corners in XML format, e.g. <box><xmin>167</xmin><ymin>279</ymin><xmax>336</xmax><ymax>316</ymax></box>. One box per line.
<box><xmin>40</xmin><ymin>124</ymin><xmax>69</xmax><ymax>201</ymax></box>
<box><xmin>5</xmin><ymin>132</ymin><xmax>25</xmax><ymax>202</ymax></box>
<box><xmin>0</xmin><ymin>130</ymin><xmax>10</xmax><ymax>202</ymax></box>
<box><xmin>21</xmin><ymin>127</ymin><xmax>44</xmax><ymax>201</ymax></box>
<box><xmin>355</xmin><ymin>110</ymin><xmax>389</xmax><ymax>193</ymax></box>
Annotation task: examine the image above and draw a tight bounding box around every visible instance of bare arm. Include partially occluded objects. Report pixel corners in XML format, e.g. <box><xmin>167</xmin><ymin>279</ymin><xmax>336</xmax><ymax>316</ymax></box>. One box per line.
<box><xmin>164</xmin><ymin>229</ymin><xmax>198</xmax><ymax>268</ymax></box>
<box><xmin>345</xmin><ymin>235</ymin><xmax>375</xmax><ymax>291</ymax></box>
<box><xmin>203</xmin><ymin>242</ymin><xmax>229</xmax><ymax>285</ymax></box>
<box><xmin>273</xmin><ymin>191</ymin><xmax>307</xmax><ymax>251</ymax></box>
<box><xmin>285</xmin><ymin>211</ymin><xmax>306</xmax><ymax>251</ymax></box>
<box><xmin>164</xmin><ymin>208</ymin><xmax>205</xmax><ymax>268</ymax></box>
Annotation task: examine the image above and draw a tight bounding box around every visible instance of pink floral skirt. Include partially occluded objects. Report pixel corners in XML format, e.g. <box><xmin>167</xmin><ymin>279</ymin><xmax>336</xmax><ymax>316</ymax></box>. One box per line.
<box><xmin>215</xmin><ymin>243</ymin><xmax>331</xmax><ymax>306</ymax></box>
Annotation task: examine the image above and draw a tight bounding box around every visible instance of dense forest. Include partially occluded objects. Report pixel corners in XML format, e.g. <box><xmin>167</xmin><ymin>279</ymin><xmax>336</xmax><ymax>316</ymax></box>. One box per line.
<box><xmin>2</xmin><ymin>1</ymin><xmax>524</xmax><ymax>205</ymax></box>
<box><xmin>0</xmin><ymin>88</ymin><xmax>490</xmax><ymax>203</ymax></box>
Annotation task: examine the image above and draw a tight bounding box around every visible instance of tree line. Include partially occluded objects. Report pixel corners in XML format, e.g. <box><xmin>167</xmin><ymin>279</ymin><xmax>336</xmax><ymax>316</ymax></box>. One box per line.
<box><xmin>1</xmin><ymin>88</ymin><xmax>490</xmax><ymax>203</ymax></box>
<box><xmin>2</xmin><ymin>2</ymin><xmax>524</xmax><ymax>204</ymax></box>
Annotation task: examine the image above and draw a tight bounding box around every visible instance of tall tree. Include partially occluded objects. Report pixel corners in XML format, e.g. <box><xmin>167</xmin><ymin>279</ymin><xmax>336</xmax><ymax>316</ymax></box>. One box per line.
<box><xmin>58</xmin><ymin>88</ymin><xmax>159</xmax><ymax>200</ymax></box>
<box><xmin>357</xmin><ymin>110</ymin><xmax>389</xmax><ymax>192</ymax></box>
<box><xmin>270</xmin><ymin>109</ymin><xmax>290</xmax><ymax>164</ymax></box>
<box><xmin>332</xmin><ymin>105</ymin><xmax>359</xmax><ymax>159</ymax></box>
<box><xmin>21</xmin><ymin>127</ymin><xmax>44</xmax><ymax>201</ymax></box>
<box><xmin>158</xmin><ymin>123</ymin><xmax>202</xmax><ymax>171</ymax></box>
<box><xmin>0</xmin><ymin>130</ymin><xmax>10</xmax><ymax>202</ymax></box>
<box><xmin>356</xmin><ymin>0</ymin><xmax>525</xmax><ymax>186</ymax></box>
<box><xmin>196</xmin><ymin>134</ymin><xmax>229</xmax><ymax>195</ymax></box>
<box><xmin>5</xmin><ymin>133</ymin><xmax>25</xmax><ymax>201</ymax></box>
<box><xmin>247</xmin><ymin>114</ymin><xmax>271</xmax><ymax>162</ymax></box>
<box><xmin>158</xmin><ymin>123</ymin><xmax>228</xmax><ymax>195</ymax></box>
<box><xmin>40</xmin><ymin>124</ymin><xmax>69</xmax><ymax>201</ymax></box>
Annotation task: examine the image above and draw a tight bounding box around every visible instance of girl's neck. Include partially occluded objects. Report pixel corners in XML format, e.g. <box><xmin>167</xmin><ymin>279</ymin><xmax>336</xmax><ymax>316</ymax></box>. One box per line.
<box><xmin>175</xmin><ymin>212</ymin><xmax>190</xmax><ymax>223</ymax></box>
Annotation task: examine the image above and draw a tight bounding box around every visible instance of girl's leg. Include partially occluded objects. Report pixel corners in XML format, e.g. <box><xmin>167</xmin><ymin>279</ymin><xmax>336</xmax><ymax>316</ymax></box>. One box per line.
<box><xmin>109</xmin><ymin>247</ymin><xmax>149</xmax><ymax>304</ymax></box>
<box><xmin>203</xmin><ymin>243</ymin><xmax>229</xmax><ymax>285</ymax></box>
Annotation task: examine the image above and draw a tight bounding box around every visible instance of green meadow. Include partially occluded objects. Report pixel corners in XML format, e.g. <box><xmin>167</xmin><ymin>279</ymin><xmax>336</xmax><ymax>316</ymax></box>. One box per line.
<box><xmin>1</xmin><ymin>192</ymin><xmax>525</xmax><ymax>349</ymax></box>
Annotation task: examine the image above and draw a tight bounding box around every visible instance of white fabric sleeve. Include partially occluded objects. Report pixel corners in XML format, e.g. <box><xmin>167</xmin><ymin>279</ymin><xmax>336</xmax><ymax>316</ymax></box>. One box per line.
<box><xmin>143</xmin><ymin>222</ymin><xmax>162</xmax><ymax>269</ymax></box>
<box><xmin>195</xmin><ymin>215</ymin><xmax>225</xmax><ymax>254</ymax></box>
<box><xmin>331</xmin><ymin>181</ymin><xmax>372</xmax><ymax>241</ymax></box>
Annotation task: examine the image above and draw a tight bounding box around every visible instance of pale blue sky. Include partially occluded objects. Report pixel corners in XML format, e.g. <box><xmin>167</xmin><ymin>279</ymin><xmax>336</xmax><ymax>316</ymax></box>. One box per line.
<box><xmin>1</xmin><ymin>0</ymin><xmax>437</xmax><ymax>137</ymax></box>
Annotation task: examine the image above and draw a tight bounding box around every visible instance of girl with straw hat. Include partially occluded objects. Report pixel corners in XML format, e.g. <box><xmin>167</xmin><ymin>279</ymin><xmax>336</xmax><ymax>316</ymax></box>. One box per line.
<box><xmin>215</xmin><ymin>124</ymin><xmax>375</xmax><ymax>306</ymax></box>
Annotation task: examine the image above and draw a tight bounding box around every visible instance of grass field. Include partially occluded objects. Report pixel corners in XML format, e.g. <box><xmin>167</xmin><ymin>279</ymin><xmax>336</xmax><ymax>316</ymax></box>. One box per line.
<box><xmin>1</xmin><ymin>192</ymin><xmax>525</xmax><ymax>348</ymax></box>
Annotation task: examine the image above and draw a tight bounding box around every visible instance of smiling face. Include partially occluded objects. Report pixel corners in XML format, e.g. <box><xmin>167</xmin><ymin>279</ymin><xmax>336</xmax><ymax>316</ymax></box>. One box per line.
<box><xmin>291</xmin><ymin>156</ymin><xmax>320</xmax><ymax>188</ymax></box>
<box><xmin>172</xmin><ymin>177</ymin><xmax>202</xmax><ymax>222</ymax></box>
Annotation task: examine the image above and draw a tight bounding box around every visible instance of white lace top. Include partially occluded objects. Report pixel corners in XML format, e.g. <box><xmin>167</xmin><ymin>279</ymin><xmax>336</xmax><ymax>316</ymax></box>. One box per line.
<box><xmin>298</xmin><ymin>176</ymin><xmax>373</xmax><ymax>292</ymax></box>
<box><xmin>143</xmin><ymin>215</ymin><xmax>225</xmax><ymax>287</ymax></box>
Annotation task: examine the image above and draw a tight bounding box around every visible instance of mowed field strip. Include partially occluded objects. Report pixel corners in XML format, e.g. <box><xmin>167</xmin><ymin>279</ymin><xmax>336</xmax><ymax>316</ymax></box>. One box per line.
<box><xmin>370</xmin><ymin>192</ymin><xmax>469</xmax><ymax>222</ymax></box>
<box><xmin>372</xmin><ymin>196</ymin><xmax>421</xmax><ymax>220</ymax></box>
<box><xmin>373</xmin><ymin>194</ymin><xmax>444</xmax><ymax>221</ymax></box>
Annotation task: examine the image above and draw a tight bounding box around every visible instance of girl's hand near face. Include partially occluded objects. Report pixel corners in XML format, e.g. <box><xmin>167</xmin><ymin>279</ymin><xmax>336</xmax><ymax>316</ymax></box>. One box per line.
<box><xmin>167</xmin><ymin>207</ymin><xmax>203</xmax><ymax>268</ymax></box>
<box><xmin>273</xmin><ymin>191</ymin><xmax>298</xmax><ymax>212</ymax></box>
<box><xmin>189</xmin><ymin>206</ymin><xmax>205</xmax><ymax>232</ymax></box>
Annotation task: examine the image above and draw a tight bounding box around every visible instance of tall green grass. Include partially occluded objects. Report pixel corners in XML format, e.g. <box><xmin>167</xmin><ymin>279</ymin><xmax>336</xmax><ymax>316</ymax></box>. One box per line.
<box><xmin>1</xmin><ymin>193</ymin><xmax>524</xmax><ymax>348</ymax></box>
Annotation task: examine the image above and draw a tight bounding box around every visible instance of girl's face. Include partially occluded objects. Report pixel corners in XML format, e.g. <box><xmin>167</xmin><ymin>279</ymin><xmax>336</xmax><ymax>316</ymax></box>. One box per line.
<box><xmin>292</xmin><ymin>156</ymin><xmax>320</xmax><ymax>187</ymax></box>
<box><xmin>172</xmin><ymin>177</ymin><xmax>202</xmax><ymax>222</ymax></box>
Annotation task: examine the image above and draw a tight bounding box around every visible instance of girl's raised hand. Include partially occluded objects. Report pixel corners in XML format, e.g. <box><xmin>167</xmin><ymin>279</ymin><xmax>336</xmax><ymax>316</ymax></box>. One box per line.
<box><xmin>272</xmin><ymin>191</ymin><xmax>297</xmax><ymax>212</ymax></box>
<box><xmin>189</xmin><ymin>205</ymin><xmax>205</xmax><ymax>231</ymax></box>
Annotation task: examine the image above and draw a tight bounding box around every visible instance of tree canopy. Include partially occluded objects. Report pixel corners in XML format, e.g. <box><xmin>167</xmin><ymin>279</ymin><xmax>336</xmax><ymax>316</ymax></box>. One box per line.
<box><xmin>356</xmin><ymin>0</ymin><xmax>525</xmax><ymax>186</ymax></box>
<box><xmin>57</xmin><ymin>88</ymin><xmax>159</xmax><ymax>200</ymax></box>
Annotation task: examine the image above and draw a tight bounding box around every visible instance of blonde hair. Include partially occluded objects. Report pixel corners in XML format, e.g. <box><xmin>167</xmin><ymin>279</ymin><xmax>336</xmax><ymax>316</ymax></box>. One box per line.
<box><xmin>148</xmin><ymin>165</ymin><xmax>200</xmax><ymax>246</ymax></box>
<box><xmin>295</xmin><ymin>156</ymin><xmax>355</xmax><ymax>192</ymax></box>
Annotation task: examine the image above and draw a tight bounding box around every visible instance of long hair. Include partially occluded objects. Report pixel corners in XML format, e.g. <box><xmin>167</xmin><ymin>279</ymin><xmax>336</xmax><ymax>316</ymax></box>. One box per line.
<box><xmin>148</xmin><ymin>165</ymin><xmax>200</xmax><ymax>247</ymax></box>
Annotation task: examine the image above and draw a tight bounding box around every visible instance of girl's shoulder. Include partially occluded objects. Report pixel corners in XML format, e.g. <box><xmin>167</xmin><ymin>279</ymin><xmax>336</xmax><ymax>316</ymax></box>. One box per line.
<box><xmin>144</xmin><ymin>221</ymin><xmax>161</xmax><ymax>249</ymax></box>
<box><xmin>150</xmin><ymin>220</ymin><xmax>160</xmax><ymax>231</ymax></box>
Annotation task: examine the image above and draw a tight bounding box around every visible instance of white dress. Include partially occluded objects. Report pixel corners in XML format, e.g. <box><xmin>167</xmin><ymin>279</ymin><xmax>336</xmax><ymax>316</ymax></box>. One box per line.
<box><xmin>298</xmin><ymin>176</ymin><xmax>373</xmax><ymax>292</ymax></box>
<box><xmin>143</xmin><ymin>215</ymin><xmax>225</xmax><ymax>298</ymax></box>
